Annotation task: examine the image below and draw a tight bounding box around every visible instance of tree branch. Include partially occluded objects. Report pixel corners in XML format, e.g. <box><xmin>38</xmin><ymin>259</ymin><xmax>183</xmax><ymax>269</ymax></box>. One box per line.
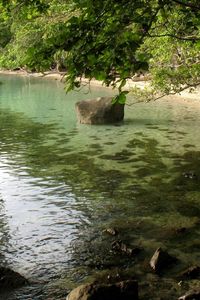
<box><xmin>148</xmin><ymin>33</ymin><xmax>200</xmax><ymax>41</ymax></box>
<box><xmin>170</xmin><ymin>0</ymin><xmax>200</xmax><ymax>10</ymax></box>
<box><xmin>127</xmin><ymin>82</ymin><xmax>200</xmax><ymax>106</ymax></box>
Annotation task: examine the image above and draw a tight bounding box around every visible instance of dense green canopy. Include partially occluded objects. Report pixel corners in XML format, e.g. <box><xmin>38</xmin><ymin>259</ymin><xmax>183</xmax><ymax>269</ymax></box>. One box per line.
<box><xmin>0</xmin><ymin>0</ymin><xmax>200</xmax><ymax>101</ymax></box>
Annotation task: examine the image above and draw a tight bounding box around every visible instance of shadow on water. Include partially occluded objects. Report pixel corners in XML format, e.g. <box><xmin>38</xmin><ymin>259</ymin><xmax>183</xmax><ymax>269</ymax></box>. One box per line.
<box><xmin>0</xmin><ymin>95</ymin><xmax>200</xmax><ymax>298</ymax></box>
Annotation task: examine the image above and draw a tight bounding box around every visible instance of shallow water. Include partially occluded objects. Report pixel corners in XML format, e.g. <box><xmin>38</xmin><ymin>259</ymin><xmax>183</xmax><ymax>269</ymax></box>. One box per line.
<box><xmin>0</xmin><ymin>74</ymin><xmax>199</xmax><ymax>299</ymax></box>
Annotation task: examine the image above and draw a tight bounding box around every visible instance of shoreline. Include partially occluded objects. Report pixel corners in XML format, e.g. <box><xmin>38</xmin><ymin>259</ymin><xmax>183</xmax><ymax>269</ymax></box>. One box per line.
<box><xmin>0</xmin><ymin>69</ymin><xmax>66</xmax><ymax>80</ymax></box>
<box><xmin>0</xmin><ymin>69</ymin><xmax>199</xmax><ymax>104</ymax></box>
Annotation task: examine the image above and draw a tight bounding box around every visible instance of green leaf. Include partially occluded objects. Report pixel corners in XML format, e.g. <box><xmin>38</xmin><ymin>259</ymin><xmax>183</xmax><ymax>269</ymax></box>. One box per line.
<box><xmin>112</xmin><ymin>91</ymin><xmax>128</xmax><ymax>105</ymax></box>
<box><xmin>118</xmin><ymin>79</ymin><xmax>126</xmax><ymax>91</ymax></box>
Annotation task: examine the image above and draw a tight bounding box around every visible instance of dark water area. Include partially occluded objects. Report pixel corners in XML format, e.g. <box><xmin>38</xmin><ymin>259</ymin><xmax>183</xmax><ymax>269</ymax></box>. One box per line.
<box><xmin>0</xmin><ymin>74</ymin><xmax>199</xmax><ymax>299</ymax></box>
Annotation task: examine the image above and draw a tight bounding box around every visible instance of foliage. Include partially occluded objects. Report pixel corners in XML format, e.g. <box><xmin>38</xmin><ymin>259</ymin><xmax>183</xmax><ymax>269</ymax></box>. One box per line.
<box><xmin>0</xmin><ymin>0</ymin><xmax>200</xmax><ymax>101</ymax></box>
<box><xmin>0</xmin><ymin>0</ymin><xmax>74</xmax><ymax>71</ymax></box>
<box><xmin>141</xmin><ymin>1</ymin><xmax>200</xmax><ymax>96</ymax></box>
<box><xmin>63</xmin><ymin>0</ymin><xmax>159</xmax><ymax>92</ymax></box>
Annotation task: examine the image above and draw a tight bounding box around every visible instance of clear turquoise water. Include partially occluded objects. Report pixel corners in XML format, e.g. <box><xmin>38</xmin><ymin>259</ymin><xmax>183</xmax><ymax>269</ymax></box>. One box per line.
<box><xmin>0</xmin><ymin>74</ymin><xmax>199</xmax><ymax>299</ymax></box>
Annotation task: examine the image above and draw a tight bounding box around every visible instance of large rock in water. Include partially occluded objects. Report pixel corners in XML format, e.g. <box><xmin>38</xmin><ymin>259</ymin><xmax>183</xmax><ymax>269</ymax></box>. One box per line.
<box><xmin>0</xmin><ymin>267</ymin><xmax>28</xmax><ymax>291</ymax></box>
<box><xmin>66</xmin><ymin>280</ymin><xmax>138</xmax><ymax>300</ymax></box>
<box><xmin>75</xmin><ymin>97</ymin><xmax>124</xmax><ymax>124</ymax></box>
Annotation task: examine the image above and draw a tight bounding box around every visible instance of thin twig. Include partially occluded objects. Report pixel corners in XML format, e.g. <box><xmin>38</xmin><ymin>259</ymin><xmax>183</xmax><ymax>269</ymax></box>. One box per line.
<box><xmin>148</xmin><ymin>33</ymin><xmax>200</xmax><ymax>41</ymax></box>
<box><xmin>126</xmin><ymin>82</ymin><xmax>200</xmax><ymax>106</ymax></box>
<box><xmin>170</xmin><ymin>0</ymin><xmax>200</xmax><ymax>10</ymax></box>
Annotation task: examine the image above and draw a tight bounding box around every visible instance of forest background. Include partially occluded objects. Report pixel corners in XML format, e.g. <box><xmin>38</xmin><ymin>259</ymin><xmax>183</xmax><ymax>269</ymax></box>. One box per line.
<box><xmin>0</xmin><ymin>0</ymin><xmax>200</xmax><ymax>102</ymax></box>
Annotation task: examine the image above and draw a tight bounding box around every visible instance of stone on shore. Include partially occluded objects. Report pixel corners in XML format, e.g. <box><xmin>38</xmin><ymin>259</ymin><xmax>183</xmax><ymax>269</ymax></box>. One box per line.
<box><xmin>0</xmin><ymin>267</ymin><xmax>28</xmax><ymax>291</ymax></box>
<box><xmin>66</xmin><ymin>280</ymin><xmax>138</xmax><ymax>300</ymax></box>
<box><xmin>75</xmin><ymin>97</ymin><xmax>124</xmax><ymax>124</ymax></box>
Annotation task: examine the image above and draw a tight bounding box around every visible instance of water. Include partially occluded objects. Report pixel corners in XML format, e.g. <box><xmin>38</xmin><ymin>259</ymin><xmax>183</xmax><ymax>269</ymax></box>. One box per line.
<box><xmin>0</xmin><ymin>74</ymin><xmax>199</xmax><ymax>299</ymax></box>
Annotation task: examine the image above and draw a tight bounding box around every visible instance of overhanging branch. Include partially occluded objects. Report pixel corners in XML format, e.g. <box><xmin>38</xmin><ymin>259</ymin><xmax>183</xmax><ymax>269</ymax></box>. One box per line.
<box><xmin>127</xmin><ymin>81</ymin><xmax>200</xmax><ymax>106</ymax></box>
<box><xmin>170</xmin><ymin>0</ymin><xmax>200</xmax><ymax>10</ymax></box>
<box><xmin>148</xmin><ymin>33</ymin><xmax>200</xmax><ymax>41</ymax></box>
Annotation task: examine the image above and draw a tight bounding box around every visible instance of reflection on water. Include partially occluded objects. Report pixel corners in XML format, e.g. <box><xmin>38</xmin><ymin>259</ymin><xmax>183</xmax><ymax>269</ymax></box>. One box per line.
<box><xmin>0</xmin><ymin>74</ymin><xmax>200</xmax><ymax>299</ymax></box>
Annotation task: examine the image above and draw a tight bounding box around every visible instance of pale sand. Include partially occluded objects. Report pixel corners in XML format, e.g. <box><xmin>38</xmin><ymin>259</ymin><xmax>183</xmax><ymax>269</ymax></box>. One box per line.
<box><xmin>0</xmin><ymin>69</ymin><xmax>199</xmax><ymax>104</ymax></box>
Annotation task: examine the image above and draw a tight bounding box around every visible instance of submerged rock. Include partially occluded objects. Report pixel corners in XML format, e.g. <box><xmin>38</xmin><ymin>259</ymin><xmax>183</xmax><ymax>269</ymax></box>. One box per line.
<box><xmin>182</xmin><ymin>171</ymin><xmax>198</xmax><ymax>180</ymax></box>
<box><xmin>0</xmin><ymin>267</ymin><xmax>28</xmax><ymax>291</ymax></box>
<box><xmin>75</xmin><ymin>97</ymin><xmax>124</xmax><ymax>124</ymax></box>
<box><xmin>103</xmin><ymin>227</ymin><xmax>119</xmax><ymax>236</ymax></box>
<box><xmin>178</xmin><ymin>290</ymin><xmax>200</xmax><ymax>300</ymax></box>
<box><xmin>175</xmin><ymin>227</ymin><xmax>187</xmax><ymax>234</ymax></box>
<box><xmin>150</xmin><ymin>248</ymin><xmax>176</xmax><ymax>273</ymax></box>
<box><xmin>111</xmin><ymin>240</ymin><xmax>141</xmax><ymax>256</ymax></box>
<box><xmin>107</xmin><ymin>273</ymin><xmax>121</xmax><ymax>282</ymax></box>
<box><xmin>180</xmin><ymin>266</ymin><xmax>200</xmax><ymax>279</ymax></box>
<box><xmin>66</xmin><ymin>280</ymin><xmax>138</xmax><ymax>300</ymax></box>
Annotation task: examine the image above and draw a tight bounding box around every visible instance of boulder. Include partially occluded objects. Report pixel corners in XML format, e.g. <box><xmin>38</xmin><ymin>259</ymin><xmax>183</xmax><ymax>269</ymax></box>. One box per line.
<box><xmin>150</xmin><ymin>247</ymin><xmax>176</xmax><ymax>273</ymax></box>
<box><xmin>0</xmin><ymin>267</ymin><xmax>28</xmax><ymax>291</ymax></box>
<box><xmin>75</xmin><ymin>97</ymin><xmax>124</xmax><ymax>124</ymax></box>
<box><xmin>178</xmin><ymin>290</ymin><xmax>200</xmax><ymax>300</ymax></box>
<box><xmin>66</xmin><ymin>280</ymin><xmax>138</xmax><ymax>300</ymax></box>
